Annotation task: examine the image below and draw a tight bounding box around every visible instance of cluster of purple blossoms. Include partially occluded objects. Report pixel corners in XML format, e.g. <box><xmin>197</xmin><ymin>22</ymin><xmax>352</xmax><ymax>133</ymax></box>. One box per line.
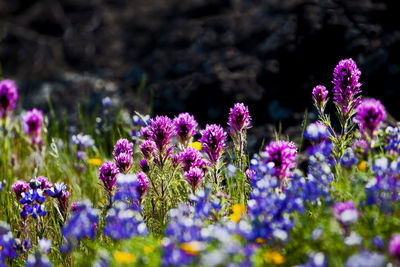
<box><xmin>131</xmin><ymin>114</ymin><xmax>150</xmax><ymax>142</ymax></box>
<box><xmin>305</xmin><ymin>122</ymin><xmax>330</xmax><ymax>143</ymax></box>
<box><xmin>385</xmin><ymin>126</ymin><xmax>400</xmax><ymax>154</ymax></box>
<box><xmin>354</xmin><ymin>98</ymin><xmax>386</xmax><ymax>138</ymax></box>
<box><xmin>179</xmin><ymin>147</ymin><xmax>210</xmax><ymax>172</ymax></box>
<box><xmin>147</xmin><ymin>116</ymin><xmax>176</xmax><ymax>160</ymax></box>
<box><xmin>353</xmin><ymin>139</ymin><xmax>369</xmax><ymax>158</ymax></box>
<box><xmin>0</xmin><ymin>221</ymin><xmax>18</xmax><ymax>265</ymax></box>
<box><xmin>365</xmin><ymin>157</ymin><xmax>400</xmax><ymax>212</ymax></box>
<box><xmin>389</xmin><ymin>233</ymin><xmax>400</xmax><ymax>258</ymax></box>
<box><xmin>104</xmin><ymin>174</ymin><xmax>148</xmax><ymax>240</ymax></box>
<box><xmin>263</xmin><ymin>140</ymin><xmax>297</xmax><ymax>180</ymax></box>
<box><xmin>113</xmin><ymin>138</ymin><xmax>133</xmax><ymax>173</ymax></box>
<box><xmin>345</xmin><ymin>251</ymin><xmax>385</xmax><ymax>267</ymax></box>
<box><xmin>71</xmin><ymin>133</ymin><xmax>95</xmax><ymax>160</ymax></box>
<box><xmin>312</xmin><ymin>85</ymin><xmax>329</xmax><ymax>112</ymax></box>
<box><xmin>98</xmin><ymin>161</ymin><xmax>119</xmax><ymax>195</ymax></box>
<box><xmin>340</xmin><ymin>148</ymin><xmax>358</xmax><ymax>169</ymax></box>
<box><xmin>332</xmin><ymin>58</ymin><xmax>362</xmax><ymax>117</ymax></box>
<box><xmin>139</xmin><ymin>159</ymin><xmax>150</xmax><ymax>173</ymax></box>
<box><xmin>22</xmin><ymin>108</ymin><xmax>44</xmax><ymax>145</ymax></box>
<box><xmin>46</xmin><ymin>182</ymin><xmax>70</xmax><ymax>218</ymax></box>
<box><xmin>333</xmin><ymin>200</ymin><xmax>359</xmax><ymax>226</ymax></box>
<box><xmin>0</xmin><ymin>79</ymin><xmax>18</xmax><ymax>118</ymax></box>
<box><xmin>61</xmin><ymin>199</ymin><xmax>98</xmax><ymax>252</ymax></box>
<box><xmin>12</xmin><ymin>177</ymin><xmax>52</xmax><ymax>219</ymax></box>
<box><xmin>140</xmin><ymin>140</ymin><xmax>156</xmax><ymax>160</ymax></box>
<box><xmin>184</xmin><ymin>167</ymin><xmax>204</xmax><ymax>193</ymax></box>
<box><xmin>137</xmin><ymin>171</ymin><xmax>150</xmax><ymax>199</ymax></box>
<box><xmin>26</xmin><ymin>238</ymin><xmax>52</xmax><ymax>267</ymax></box>
<box><xmin>227</xmin><ymin>103</ymin><xmax>251</xmax><ymax>140</ymax></box>
<box><xmin>200</xmin><ymin>124</ymin><xmax>227</xmax><ymax>165</ymax></box>
<box><xmin>173</xmin><ymin>113</ymin><xmax>198</xmax><ymax>146</ymax></box>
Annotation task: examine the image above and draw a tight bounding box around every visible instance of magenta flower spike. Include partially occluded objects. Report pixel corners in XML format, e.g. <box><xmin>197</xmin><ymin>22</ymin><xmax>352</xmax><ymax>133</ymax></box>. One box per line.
<box><xmin>22</xmin><ymin>108</ymin><xmax>43</xmax><ymax>144</ymax></box>
<box><xmin>264</xmin><ymin>140</ymin><xmax>297</xmax><ymax>180</ymax></box>
<box><xmin>354</xmin><ymin>98</ymin><xmax>386</xmax><ymax>138</ymax></box>
<box><xmin>200</xmin><ymin>124</ymin><xmax>227</xmax><ymax>165</ymax></box>
<box><xmin>184</xmin><ymin>166</ymin><xmax>204</xmax><ymax>193</ymax></box>
<box><xmin>12</xmin><ymin>180</ymin><xmax>29</xmax><ymax>200</ymax></box>
<box><xmin>227</xmin><ymin>103</ymin><xmax>252</xmax><ymax>136</ymax></box>
<box><xmin>312</xmin><ymin>85</ymin><xmax>328</xmax><ymax>111</ymax></box>
<box><xmin>0</xmin><ymin>79</ymin><xmax>18</xmax><ymax>118</ymax></box>
<box><xmin>137</xmin><ymin>171</ymin><xmax>150</xmax><ymax>199</ymax></box>
<box><xmin>148</xmin><ymin>116</ymin><xmax>176</xmax><ymax>161</ymax></box>
<box><xmin>389</xmin><ymin>233</ymin><xmax>400</xmax><ymax>258</ymax></box>
<box><xmin>173</xmin><ymin>113</ymin><xmax>198</xmax><ymax>146</ymax></box>
<box><xmin>98</xmin><ymin>162</ymin><xmax>119</xmax><ymax>194</ymax></box>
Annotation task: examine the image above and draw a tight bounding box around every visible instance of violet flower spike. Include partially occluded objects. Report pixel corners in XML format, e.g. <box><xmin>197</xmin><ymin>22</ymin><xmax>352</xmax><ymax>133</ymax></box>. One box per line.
<box><xmin>227</xmin><ymin>103</ymin><xmax>252</xmax><ymax>136</ymax></box>
<box><xmin>22</xmin><ymin>108</ymin><xmax>43</xmax><ymax>145</ymax></box>
<box><xmin>312</xmin><ymin>85</ymin><xmax>328</xmax><ymax>112</ymax></box>
<box><xmin>137</xmin><ymin>171</ymin><xmax>149</xmax><ymax>199</ymax></box>
<box><xmin>354</xmin><ymin>98</ymin><xmax>386</xmax><ymax>139</ymax></box>
<box><xmin>148</xmin><ymin>116</ymin><xmax>176</xmax><ymax>159</ymax></box>
<box><xmin>98</xmin><ymin>162</ymin><xmax>120</xmax><ymax>195</ymax></box>
<box><xmin>332</xmin><ymin>58</ymin><xmax>362</xmax><ymax>117</ymax></box>
<box><xmin>184</xmin><ymin>167</ymin><xmax>204</xmax><ymax>193</ymax></box>
<box><xmin>264</xmin><ymin>140</ymin><xmax>297</xmax><ymax>180</ymax></box>
<box><xmin>200</xmin><ymin>124</ymin><xmax>227</xmax><ymax>165</ymax></box>
<box><xmin>113</xmin><ymin>138</ymin><xmax>133</xmax><ymax>158</ymax></box>
<box><xmin>0</xmin><ymin>79</ymin><xmax>18</xmax><ymax>118</ymax></box>
<box><xmin>173</xmin><ymin>112</ymin><xmax>198</xmax><ymax>146</ymax></box>
<box><xmin>12</xmin><ymin>180</ymin><xmax>30</xmax><ymax>200</ymax></box>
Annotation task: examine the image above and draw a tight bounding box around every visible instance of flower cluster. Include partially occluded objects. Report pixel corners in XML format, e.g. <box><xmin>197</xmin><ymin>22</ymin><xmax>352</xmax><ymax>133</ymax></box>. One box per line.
<box><xmin>227</xmin><ymin>103</ymin><xmax>251</xmax><ymax>140</ymax></box>
<box><xmin>113</xmin><ymin>138</ymin><xmax>133</xmax><ymax>173</ymax></box>
<box><xmin>98</xmin><ymin>161</ymin><xmax>120</xmax><ymax>196</ymax></box>
<box><xmin>312</xmin><ymin>85</ymin><xmax>328</xmax><ymax>112</ymax></box>
<box><xmin>173</xmin><ymin>113</ymin><xmax>198</xmax><ymax>146</ymax></box>
<box><xmin>333</xmin><ymin>200</ymin><xmax>359</xmax><ymax>226</ymax></box>
<box><xmin>22</xmin><ymin>108</ymin><xmax>44</xmax><ymax>145</ymax></box>
<box><xmin>200</xmin><ymin>124</ymin><xmax>227</xmax><ymax>165</ymax></box>
<box><xmin>0</xmin><ymin>221</ymin><xmax>18</xmax><ymax>265</ymax></box>
<box><xmin>332</xmin><ymin>58</ymin><xmax>362</xmax><ymax>117</ymax></box>
<box><xmin>385</xmin><ymin>126</ymin><xmax>400</xmax><ymax>154</ymax></box>
<box><xmin>147</xmin><ymin>116</ymin><xmax>176</xmax><ymax>160</ymax></box>
<box><xmin>71</xmin><ymin>133</ymin><xmax>95</xmax><ymax>160</ymax></box>
<box><xmin>132</xmin><ymin>114</ymin><xmax>150</xmax><ymax>142</ymax></box>
<box><xmin>355</xmin><ymin>98</ymin><xmax>386</xmax><ymax>138</ymax></box>
<box><xmin>263</xmin><ymin>140</ymin><xmax>297</xmax><ymax>180</ymax></box>
<box><xmin>0</xmin><ymin>79</ymin><xmax>18</xmax><ymax>118</ymax></box>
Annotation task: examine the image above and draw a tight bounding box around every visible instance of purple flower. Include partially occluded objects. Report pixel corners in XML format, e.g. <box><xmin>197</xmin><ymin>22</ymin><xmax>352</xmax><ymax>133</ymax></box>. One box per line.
<box><xmin>140</xmin><ymin>126</ymin><xmax>152</xmax><ymax>140</ymax></box>
<box><xmin>354</xmin><ymin>98</ymin><xmax>386</xmax><ymax>138</ymax></box>
<box><xmin>227</xmin><ymin>103</ymin><xmax>251</xmax><ymax>136</ymax></box>
<box><xmin>98</xmin><ymin>162</ymin><xmax>119</xmax><ymax>194</ymax></box>
<box><xmin>12</xmin><ymin>180</ymin><xmax>29</xmax><ymax>200</ymax></box>
<box><xmin>148</xmin><ymin>116</ymin><xmax>176</xmax><ymax>156</ymax></box>
<box><xmin>353</xmin><ymin>139</ymin><xmax>369</xmax><ymax>157</ymax></box>
<box><xmin>46</xmin><ymin>182</ymin><xmax>67</xmax><ymax>198</ymax></box>
<box><xmin>340</xmin><ymin>148</ymin><xmax>358</xmax><ymax>169</ymax></box>
<box><xmin>0</xmin><ymin>79</ymin><xmax>18</xmax><ymax>118</ymax></box>
<box><xmin>200</xmin><ymin>124</ymin><xmax>227</xmax><ymax>164</ymax></box>
<box><xmin>173</xmin><ymin>113</ymin><xmax>198</xmax><ymax>145</ymax></box>
<box><xmin>305</xmin><ymin>122</ymin><xmax>330</xmax><ymax>142</ymax></box>
<box><xmin>332</xmin><ymin>58</ymin><xmax>362</xmax><ymax>116</ymax></box>
<box><xmin>312</xmin><ymin>85</ymin><xmax>328</xmax><ymax>110</ymax></box>
<box><xmin>113</xmin><ymin>138</ymin><xmax>133</xmax><ymax>158</ymax></box>
<box><xmin>114</xmin><ymin>152</ymin><xmax>132</xmax><ymax>173</ymax></box>
<box><xmin>71</xmin><ymin>134</ymin><xmax>95</xmax><ymax>150</ymax></box>
<box><xmin>36</xmin><ymin>176</ymin><xmax>53</xmax><ymax>190</ymax></box>
<box><xmin>333</xmin><ymin>200</ymin><xmax>358</xmax><ymax>225</ymax></box>
<box><xmin>139</xmin><ymin>159</ymin><xmax>150</xmax><ymax>173</ymax></box>
<box><xmin>140</xmin><ymin>140</ymin><xmax>156</xmax><ymax>159</ymax></box>
<box><xmin>22</xmin><ymin>108</ymin><xmax>43</xmax><ymax>144</ymax></box>
<box><xmin>137</xmin><ymin>171</ymin><xmax>149</xmax><ymax>198</ymax></box>
<box><xmin>58</xmin><ymin>191</ymin><xmax>70</xmax><ymax>216</ymax></box>
<box><xmin>389</xmin><ymin>233</ymin><xmax>400</xmax><ymax>258</ymax></box>
<box><xmin>184</xmin><ymin>167</ymin><xmax>204</xmax><ymax>192</ymax></box>
<box><xmin>245</xmin><ymin>169</ymin><xmax>255</xmax><ymax>182</ymax></box>
<box><xmin>179</xmin><ymin>147</ymin><xmax>207</xmax><ymax>172</ymax></box>
<box><xmin>264</xmin><ymin>140</ymin><xmax>297</xmax><ymax>180</ymax></box>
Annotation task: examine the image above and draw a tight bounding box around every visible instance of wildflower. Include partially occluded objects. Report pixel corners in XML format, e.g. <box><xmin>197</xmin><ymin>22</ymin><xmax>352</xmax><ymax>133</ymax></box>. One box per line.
<box><xmin>305</xmin><ymin>122</ymin><xmax>330</xmax><ymax>142</ymax></box>
<box><xmin>244</xmin><ymin>169</ymin><xmax>255</xmax><ymax>182</ymax></box>
<box><xmin>332</xmin><ymin>58</ymin><xmax>362</xmax><ymax>117</ymax></box>
<box><xmin>140</xmin><ymin>140</ymin><xmax>156</xmax><ymax>159</ymax></box>
<box><xmin>114</xmin><ymin>251</ymin><xmax>136</xmax><ymax>264</ymax></box>
<box><xmin>344</xmin><ymin>232</ymin><xmax>362</xmax><ymax>246</ymax></box>
<box><xmin>35</xmin><ymin>176</ymin><xmax>53</xmax><ymax>190</ymax></box>
<box><xmin>148</xmin><ymin>115</ymin><xmax>176</xmax><ymax>157</ymax></box>
<box><xmin>229</xmin><ymin>204</ymin><xmax>246</xmax><ymax>223</ymax></box>
<box><xmin>38</xmin><ymin>238</ymin><xmax>51</xmax><ymax>254</ymax></box>
<box><xmin>355</xmin><ymin>98</ymin><xmax>386</xmax><ymax>138</ymax></box>
<box><xmin>184</xmin><ymin>167</ymin><xmax>204</xmax><ymax>193</ymax></box>
<box><xmin>114</xmin><ymin>153</ymin><xmax>132</xmax><ymax>174</ymax></box>
<box><xmin>373</xmin><ymin>236</ymin><xmax>384</xmax><ymax>249</ymax></box>
<box><xmin>143</xmin><ymin>245</ymin><xmax>155</xmax><ymax>254</ymax></box>
<box><xmin>180</xmin><ymin>241</ymin><xmax>204</xmax><ymax>256</ymax></box>
<box><xmin>357</xmin><ymin>161</ymin><xmax>367</xmax><ymax>172</ymax></box>
<box><xmin>200</xmin><ymin>124</ymin><xmax>227</xmax><ymax>165</ymax></box>
<box><xmin>263</xmin><ymin>250</ymin><xmax>285</xmax><ymax>265</ymax></box>
<box><xmin>353</xmin><ymin>139</ymin><xmax>369</xmax><ymax>157</ymax></box>
<box><xmin>333</xmin><ymin>200</ymin><xmax>358</xmax><ymax>225</ymax></box>
<box><xmin>102</xmin><ymin>97</ymin><xmax>112</xmax><ymax>108</ymax></box>
<box><xmin>385</xmin><ymin>126</ymin><xmax>400</xmax><ymax>154</ymax></box>
<box><xmin>263</xmin><ymin>140</ymin><xmax>297</xmax><ymax>180</ymax></box>
<box><xmin>312</xmin><ymin>85</ymin><xmax>328</xmax><ymax>111</ymax></box>
<box><xmin>340</xmin><ymin>148</ymin><xmax>357</xmax><ymax>169</ymax></box>
<box><xmin>113</xmin><ymin>139</ymin><xmax>133</xmax><ymax>158</ymax></box>
<box><xmin>389</xmin><ymin>233</ymin><xmax>400</xmax><ymax>258</ymax></box>
<box><xmin>71</xmin><ymin>133</ymin><xmax>95</xmax><ymax>150</ymax></box>
<box><xmin>12</xmin><ymin>180</ymin><xmax>29</xmax><ymax>200</ymax></box>
<box><xmin>0</xmin><ymin>221</ymin><xmax>18</xmax><ymax>263</ymax></box>
<box><xmin>99</xmin><ymin>162</ymin><xmax>119</xmax><ymax>194</ymax></box>
<box><xmin>89</xmin><ymin>158</ymin><xmax>102</xmax><ymax>166</ymax></box>
<box><xmin>179</xmin><ymin>147</ymin><xmax>209</xmax><ymax>172</ymax></box>
<box><xmin>0</xmin><ymin>79</ymin><xmax>18</xmax><ymax>118</ymax></box>
<box><xmin>227</xmin><ymin>103</ymin><xmax>251</xmax><ymax>138</ymax></box>
<box><xmin>46</xmin><ymin>182</ymin><xmax>67</xmax><ymax>198</ymax></box>
<box><xmin>139</xmin><ymin>159</ymin><xmax>150</xmax><ymax>173</ymax></box>
<box><xmin>189</xmin><ymin>141</ymin><xmax>202</xmax><ymax>151</ymax></box>
<box><xmin>173</xmin><ymin>113</ymin><xmax>198</xmax><ymax>145</ymax></box>
<box><xmin>0</xmin><ymin>180</ymin><xmax>5</xmax><ymax>193</ymax></box>
<box><xmin>345</xmin><ymin>251</ymin><xmax>385</xmax><ymax>267</ymax></box>
<box><xmin>22</xmin><ymin>108</ymin><xmax>43</xmax><ymax>144</ymax></box>
<box><xmin>137</xmin><ymin>172</ymin><xmax>149</xmax><ymax>198</ymax></box>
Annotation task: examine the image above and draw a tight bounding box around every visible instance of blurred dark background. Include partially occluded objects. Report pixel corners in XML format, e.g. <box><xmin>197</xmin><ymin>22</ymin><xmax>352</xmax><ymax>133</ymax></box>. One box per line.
<box><xmin>1</xmin><ymin>0</ymin><xmax>399</xmax><ymax>142</ymax></box>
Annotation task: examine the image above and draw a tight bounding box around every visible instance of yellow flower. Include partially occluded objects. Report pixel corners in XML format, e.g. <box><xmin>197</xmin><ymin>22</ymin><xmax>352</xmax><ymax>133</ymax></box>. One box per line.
<box><xmin>0</xmin><ymin>245</ymin><xmax>2</xmax><ymax>250</ymax></box>
<box><xmin>189</xmin><ymin>141</ymin><xmax>202</xmax><ymax>151</ymax></box>
<box><xmin>89</xmin><ymin>157</ymin><xmax>102</xmax><ymax>166</ymax></box>
<box><xmin>143</xmin><ymin>245</ymin><xmax>155</xmax><ymax>254</ymax></box>
<box><xmin>180</xmin><ymin>241</ymin><xmax>203</xmax><ymax>256</ymax></box>
<box><xmin>114</xmin><ymin>251</ymin><xmax>136</xmax><ymax>264</ymax></box>
<box><xmin>255</xmin><ymin>237</ymin><xmax>265</xmax><ymax>244</ymax></box>
<box><xmin>358</xmin><ymin>161</ymin><xmax>367</xmax><ymax>172</ymax></box>
<box><xmin>263</xmin><ymin>250</ymin><xmax>285</xmax><ymax>265</ymax></box>
<box><xmin>229</xmin><ymin>203</ymin><xmax>246</xmax><ymax>223</ymax></box>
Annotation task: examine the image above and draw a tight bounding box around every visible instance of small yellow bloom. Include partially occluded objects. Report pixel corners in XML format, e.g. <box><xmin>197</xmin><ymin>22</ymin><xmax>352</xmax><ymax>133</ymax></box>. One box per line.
<box><xmin>189</xmin><ymin>141</ymin><xmax>202</xmax><ymax>151</ymax></box>
<box><xmin>144</xmin><ymin>245</ymin><xmax>155</xmax><ymax>254</ymax></box>
<box><xmin>0</xmin><ymin>245</ymin><xmax>3</xmax><ymax>250</ymax></box>
<box><xmin>263</xmin><ymin>250</ymin><xmax>285</xmax><ymax>265</ymax></box>
<box><xmin>255</xmin><ymin>237</ymin><xmax>265</xmax><ymax>244</ymax></box>
<box><xmin>181</xmin><ymin>241</ymin><xmax>203</xmax><ymax>256</ymax></box>
<box><xmin>229</xmin><ymin>213</ymin><xmax>241</xmax><ymax>223</ymax></box>
<box><xmin>89</xmin><ymin>157</ymin><xmax>102</xmax><ymax>166</ymax></box>
<box><xmin>229</xmin><ymin>203</ymin><xmax>246</xmax><ymax>223</ymax></box>
<box><xmin>358</xmin><ymin>161</ymin><xmax>367</xmax><ymax>172</ymax></box>
<box><xmin>114</xmin><ymin>251</ymin><xmax>136</xmax><ymax>264</ymax></box>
